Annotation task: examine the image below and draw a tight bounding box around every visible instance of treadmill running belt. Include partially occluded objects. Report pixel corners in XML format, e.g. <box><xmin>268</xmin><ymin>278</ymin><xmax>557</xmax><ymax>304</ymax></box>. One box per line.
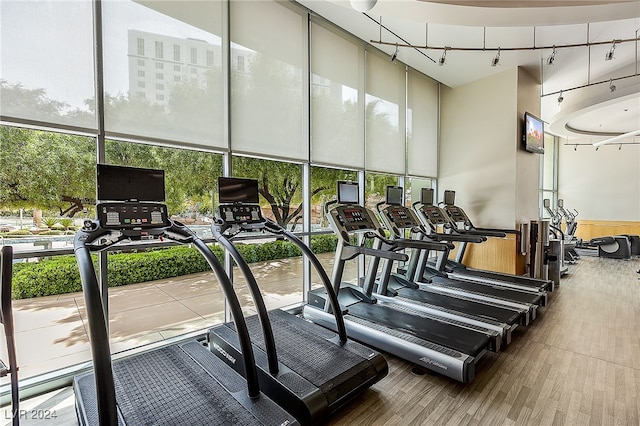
<box><xmin>225</xmin><ymin>310</ymin><xmax>378</xmax><ymax>405</ymax></box>
<box><xmin>347</xmin><ymin>303</ymin><xmax>488</xmax><ymax>357</ymax></box>
<box><xmin>396</xmin><ymin>287</ymin><xmax>521</xmax><ymax>324</ymax></box>
<box><xmin>76</xmin><ymin>342</ymin><xmax>290</xmax><ymax>425</ymax></box>
<box><xmin>429</xmin><ymin>276</ymin><xmax>543</xmax><ymax>305</ymax></box>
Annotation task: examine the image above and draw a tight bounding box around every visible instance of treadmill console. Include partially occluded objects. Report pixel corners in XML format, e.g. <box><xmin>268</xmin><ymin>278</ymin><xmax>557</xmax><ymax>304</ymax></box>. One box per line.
<box><xmin>419</xmin><ymin>205</ymin><xmax>449</xmax><ymax>225</ymax></box>
<box><xmin>382</xmin><ymin>206</ymin><xmax>419</xmax><ymax>229</ymax></box>
<box><xmin>329</xmin><ymin>205</ymin><xmax>379</xmax><ymax>233</ymax></box>
<box><xmin>443</xmin><ymin>205</ymin><xmax>470</xmax><ymax>225</ymax></box>
<box><xmin>97</xmin><ymin>202</ymin><xmax>169</xmax><ymax>230</ymax></box>
<box><xmin>219</xmin><ymin>204</ymin><xmax>263</xmax><ymax>225</ymax></box>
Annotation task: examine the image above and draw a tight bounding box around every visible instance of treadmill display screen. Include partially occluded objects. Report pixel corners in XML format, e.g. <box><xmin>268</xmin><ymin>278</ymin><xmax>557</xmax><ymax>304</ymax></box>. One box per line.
<box><xmin>443</xmin><ymin>190</ymin><xmax>455</xmax><ymax>206</ymax></box>
<box><xmin>420</xmin><ymin>188</ymin><xmax>434</xmax><ymax>206</ymax></box>
<box><xmin>97</xmin><ymin>164</ymin><xmax>165</xmax><ymax>202</ymax></box>
<box><xmin>385</xmin><ymin>186</ymin><xmax>403</xmax><ymax>206</ymax></box>
<box><xmin>337</xmin><ymin>181</ymin><xmax>359</xmax><ymax>204</ymax></box>
<box><xmin>218</xmin><ymin>177</ymin><xmax>260</xmax><ymax>204</ymax></box>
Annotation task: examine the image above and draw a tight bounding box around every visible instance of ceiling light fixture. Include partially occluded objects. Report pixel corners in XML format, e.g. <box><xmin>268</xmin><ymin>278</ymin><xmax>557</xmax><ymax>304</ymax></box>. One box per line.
<box><xmin>547</xmin><ymin>46</ymin><xmax>557</xmax><ymax>65</ymax></box>
<box><xmin>390</xmin><ymin>44</ymin><xmax>399</xmax><ymax>62</ymax></box>
<box><xmin>557</xmin><ymin>90</ymin><xmax>564</xmax><ymax>104</ymax></box>
<box><xmin>439</xmin><ymin>48</ymin><xmax>447</xmax><ymax>66</ymax></box>
<box><xmin>605</xmin><ymin>40</ymin><xmax>617</xmax><ymax>61</ymax></box>
<box><xmin>609</xmin><ymin>79</ymin><xmax>616</xmax><ymax>92</ymax></box>
<box><xmin>491</xmin><ymin>48</ymin><xmax>500</xmax><ymax>67</ymax></box>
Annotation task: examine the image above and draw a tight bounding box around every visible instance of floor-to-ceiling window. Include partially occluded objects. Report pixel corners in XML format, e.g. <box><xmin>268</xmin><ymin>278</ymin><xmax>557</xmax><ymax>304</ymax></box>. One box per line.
<box><xmin>1</xmin><ymin>0</ymin><xmax>441</xmax><ymax>394</ymax></box>
<box><xmin>540</xmin><ymin>133</ymin><xmax>559</xmax><ymax>218</ymax></box>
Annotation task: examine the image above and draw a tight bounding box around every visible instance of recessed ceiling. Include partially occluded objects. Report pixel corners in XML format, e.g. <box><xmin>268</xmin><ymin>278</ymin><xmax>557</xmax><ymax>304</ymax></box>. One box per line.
<box><xmin>421</xmin><ymin>1</ymin><xmax>636</xmax><ymax>8</ymax></box>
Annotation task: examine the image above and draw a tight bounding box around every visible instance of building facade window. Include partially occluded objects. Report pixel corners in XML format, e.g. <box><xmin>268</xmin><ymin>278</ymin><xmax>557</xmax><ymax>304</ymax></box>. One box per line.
<box><xmin>137</xmin><ymin>37</ymin><xmax>144</xmax><ymax>55</ymax></box>
<box><xmin>173</xmin><ymin>44</ymin><xmax>180</xmax><ymax>61</ymax></box>
<box><xmin>206</xmin><ymin>50</ymin><xmax>214</xmax><ymax>66</ymax></box>
<box><xmin>190</xmin><ymin>47</ymin><xmax>197</xmax><ymax>64</ymax></box>
<box><xmin>155</xmin><ymin>41</ymin><xmax>163</xmax><ymax>58</ymax></box>
<box><xmin>237</xmin><ymin>55</ymin><xmax>244</xmax><ymax>72</ymax></box>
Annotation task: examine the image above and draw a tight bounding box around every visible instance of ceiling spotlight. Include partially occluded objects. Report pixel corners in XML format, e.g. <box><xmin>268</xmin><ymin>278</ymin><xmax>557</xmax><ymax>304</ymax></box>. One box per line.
<box><xmin>390</xmin><ymin>44</ymin><xmax>399</xmax><ymax>62</ymax></box>
<box><xmin>605</xmin><ymin>40</ymin><xmax>617</xmax><ymax>61</ymax></box>
<box><xmin>574</xmin><ymin>145</ymin><xmax>577</xmax><ymax>151</ymax></box>
<box><xmin>439</xmin><ymin>48</ymin><xmax>448</xmax><ymax>66</ymax></box>
<box><xmin>557</xmin><ymin>90</ymin><xmax>564</xmax><ymax>104</ymax></box>
<box><xmin>491</xmin><ymin>48</ymin><xmax>501</xmax><ymax>67</ymax></box>
<box><xmin>609</xmin><ymin>79</ymin><xmax>616</xmax><ymax>92</ymax></box>
<box><xmin>546</xmin><ymin>46</ymin><xmax>557</xmax><ymax>65</ymax></box>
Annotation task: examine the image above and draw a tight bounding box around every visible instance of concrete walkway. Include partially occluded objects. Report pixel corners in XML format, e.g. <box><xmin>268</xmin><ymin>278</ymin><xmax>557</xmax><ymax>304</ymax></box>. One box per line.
<box><xmin>0</xmin><ymin>252</ymin><xmax>356</xmax><ymax>382</ymax></box>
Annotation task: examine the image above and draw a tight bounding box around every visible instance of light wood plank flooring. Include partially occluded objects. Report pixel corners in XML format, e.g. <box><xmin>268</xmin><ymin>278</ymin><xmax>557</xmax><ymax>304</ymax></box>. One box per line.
<box><xmin>3</xmin><ymin>254</ymin><xmax>639</xmax><ymax>425</ymax></box>
<box><xmin>327</xmin><ymin>254</ymin><xmax>640</xmax><ymax>425</ymax></box>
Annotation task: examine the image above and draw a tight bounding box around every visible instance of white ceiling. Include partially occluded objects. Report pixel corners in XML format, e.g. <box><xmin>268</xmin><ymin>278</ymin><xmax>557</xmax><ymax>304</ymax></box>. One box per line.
<box><xmin>298</xmin><ymin>0</ymin><xmax>640</xmax><ymax>143</ymax></box>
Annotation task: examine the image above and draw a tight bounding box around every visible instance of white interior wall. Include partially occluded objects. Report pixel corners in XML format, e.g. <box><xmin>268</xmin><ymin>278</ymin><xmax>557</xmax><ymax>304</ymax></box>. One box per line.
<box><xmin>558</xmin><ymin>139</ymin><xmax>640</xmax><ymax>221</ymax></box>
<box><xmin>440</xmin><ymin>68</ymin><xmax>519</xmax><ymax>228</ymax></box>
<box><xmin>515</xmin><ymin>68</ymin><xmax>542</xmax><ymax>224</ymax></box>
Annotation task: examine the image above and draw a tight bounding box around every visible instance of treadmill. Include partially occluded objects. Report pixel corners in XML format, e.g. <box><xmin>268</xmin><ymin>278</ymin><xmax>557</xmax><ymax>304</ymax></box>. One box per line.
<box><xmin>372</xmin><ymin>186</ymin><xmax>528</xmax><ymax>346</ymax></box>
<box><xmin>304</xmin><ymin>181</ymin><xmax>495</xmax><ymax>383</ymax></box>
<box><xmin>73</xmin><ymin>165</ymin><xmax>297</xmax><ymax>426</ymax></box>
<box><xmin>406</xmin><ymin>189</ymin><xmax>544</xmax><ymax>322</ymax></box>
<box><xmin>439</xmin><ymin>190</ymin><xmax>554</xmax><ymax>293</ymax></box>
<box><xmin>207</xmin><ymin>177</ymin><xmax>387</xmax><ymax>425</ymax></box>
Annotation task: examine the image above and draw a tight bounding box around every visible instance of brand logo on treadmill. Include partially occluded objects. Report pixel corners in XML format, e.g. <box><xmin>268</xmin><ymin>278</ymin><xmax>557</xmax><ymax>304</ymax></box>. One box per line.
<box><xmin>212</xmin><ymin>342</ymin><xmax>236</xmax><ymax>365</ymax></box>
<box><xmin>419</xmin><ymin>356</ymin><xmax>447</xmax><ymax>370</ymax></box>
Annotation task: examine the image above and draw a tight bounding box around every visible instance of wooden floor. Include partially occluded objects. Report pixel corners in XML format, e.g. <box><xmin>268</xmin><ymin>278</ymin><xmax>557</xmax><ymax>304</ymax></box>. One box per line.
<box><xmin>327</xmin><ymin>254</ymin><xmax>640</xmax><ymax>426</ymax></box>
<box><xmin>3</xmin><ymin>254</ymin><xmax>639</xmax><ymax>426</ymax></box>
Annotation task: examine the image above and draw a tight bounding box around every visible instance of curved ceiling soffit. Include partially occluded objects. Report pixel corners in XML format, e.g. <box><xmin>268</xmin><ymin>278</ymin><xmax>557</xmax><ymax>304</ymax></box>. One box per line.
<box><xmin>364</xmin><ymin>0</ymin><xmax>640</xmax><ymax>26</ymax></box>
<box><xmin>545</xmin><ymin>81</ymin><xmax>640</xmax><ymax>139</ymax></box>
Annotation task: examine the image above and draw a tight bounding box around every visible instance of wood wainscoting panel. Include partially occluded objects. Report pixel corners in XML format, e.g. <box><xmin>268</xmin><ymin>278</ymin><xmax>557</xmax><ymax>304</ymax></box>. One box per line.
<box><xmin>575</xmin><ymin>220</ymin><xmax>640</xmax><ymax>241</ymax></box>
<box><xmin>454</xmin><ymin>234</ymin><xmax>523</xmax><ymax>275</ymax></box>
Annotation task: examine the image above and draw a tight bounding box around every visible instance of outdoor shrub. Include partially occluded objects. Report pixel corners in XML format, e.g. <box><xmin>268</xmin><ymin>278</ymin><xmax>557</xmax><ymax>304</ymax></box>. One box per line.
<box><xmin>40</xmin><ymin>230</ymin><xmax>63</xmax><ymax>235</ymax></box>
<box><xmin>11</xmin><ymin>234</ymin><xmax>338</xmax><ymax>299</ymax></box>
<box><xmin>5</xmin><ymin>229</ymin><xmax>32</xmax><ymax>236</ymax></box>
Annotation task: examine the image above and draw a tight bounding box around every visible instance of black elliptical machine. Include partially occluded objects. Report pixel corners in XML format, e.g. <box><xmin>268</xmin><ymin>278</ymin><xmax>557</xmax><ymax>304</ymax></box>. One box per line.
<box><xmin>73</xmin><ymin>165</ymin><xmax>298</xmax><ymax>426</ymax></box>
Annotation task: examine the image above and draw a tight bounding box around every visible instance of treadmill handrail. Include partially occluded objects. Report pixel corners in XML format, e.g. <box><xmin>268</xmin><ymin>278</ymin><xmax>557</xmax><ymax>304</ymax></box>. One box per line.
<box><xmin>264</xmin><ymin>219</ymin><xmax>349</xmax><ymax>344</ymax></box>
<box><xmin>427</xmin><ymin>232</ymin><xmax>486</xmax><ymax>244</ymax></box>
<box><xmin>74</xmin><ymin>218</ymin><xmax>262</xmax><ymax>426</ymax></box>
<box><xmin>344</xmin><ymin>245</ymin><xmax>409</xmax><ymax>262</ymax></box>
<box><xmin>211</xmin><ymin>221</ymin><xmax>280</xmax><ymax>373</ymax></box>
<box><xmin>1</xmin><ymin>246</ymin><xmax>19</xmax><ymax>426</ymax></box>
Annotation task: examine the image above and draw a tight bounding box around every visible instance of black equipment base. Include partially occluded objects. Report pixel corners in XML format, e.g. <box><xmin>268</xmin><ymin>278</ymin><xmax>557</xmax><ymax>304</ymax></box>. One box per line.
<box><xmin>74</xmin><ymin>340</ymin><xmax>298</xmax><ymax>426</ymax></box>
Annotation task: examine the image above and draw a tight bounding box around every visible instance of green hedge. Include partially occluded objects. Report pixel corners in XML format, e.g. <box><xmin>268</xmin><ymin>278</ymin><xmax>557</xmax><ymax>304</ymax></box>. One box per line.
<box><xmin>12</xmin><ymin>235</ymin><xmax>338</xmax><ymax>299</ymax></box>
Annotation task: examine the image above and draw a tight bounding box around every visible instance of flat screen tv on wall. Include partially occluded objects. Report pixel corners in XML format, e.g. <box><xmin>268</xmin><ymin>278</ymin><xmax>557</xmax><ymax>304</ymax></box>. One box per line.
<box><xmin>523</xmin><ymin>112</ymin><xmax>544</xmax><ymax>154</ymax></box>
